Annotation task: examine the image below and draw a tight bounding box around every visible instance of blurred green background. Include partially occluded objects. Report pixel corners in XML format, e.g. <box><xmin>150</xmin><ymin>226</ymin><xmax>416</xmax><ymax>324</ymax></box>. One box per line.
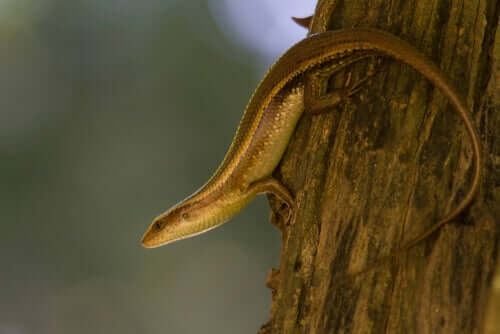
<box><xmin>0</xmin><ymin>0</ymin><xmax>314</xmax><ymax>333</ymax></box>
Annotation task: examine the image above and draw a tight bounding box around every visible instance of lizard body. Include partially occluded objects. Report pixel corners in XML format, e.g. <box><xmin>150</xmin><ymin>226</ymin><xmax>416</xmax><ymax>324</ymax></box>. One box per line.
<box><xmin>141</xmin><ymin>28</ymin><xmax>481</xmax><ymax>249</ymax></box>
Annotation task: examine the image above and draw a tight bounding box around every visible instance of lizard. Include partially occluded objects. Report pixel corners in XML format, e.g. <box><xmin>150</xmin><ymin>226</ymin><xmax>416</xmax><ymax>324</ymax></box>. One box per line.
<box><xmin>141</xmin><ymin>27</ymin><xmax>481</xmax><ymax>255</ymax></box>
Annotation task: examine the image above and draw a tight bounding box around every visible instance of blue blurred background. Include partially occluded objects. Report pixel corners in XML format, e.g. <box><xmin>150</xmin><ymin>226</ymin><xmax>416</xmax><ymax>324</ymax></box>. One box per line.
<box><xmin>0</xmin><ymin>0</ymin><xmax>316</xmax><ymax>333</ymax></box>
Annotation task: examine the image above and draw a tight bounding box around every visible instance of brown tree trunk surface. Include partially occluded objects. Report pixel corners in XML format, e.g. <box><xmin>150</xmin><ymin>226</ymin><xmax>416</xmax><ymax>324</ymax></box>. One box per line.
<box><xmin>260</xmin><ymin>0</ymin><xmax>500</xmax><ymax>333</ymax></box>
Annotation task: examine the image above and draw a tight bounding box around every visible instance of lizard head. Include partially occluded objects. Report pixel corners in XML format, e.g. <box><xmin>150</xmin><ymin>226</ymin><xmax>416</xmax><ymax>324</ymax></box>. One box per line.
<box><xmin>141</xmin><ymin>193</ymin><xmax>229</xmax><ymax>248</ymax></box>
<box><xmin>141</xmin><ymin>188</ymin><xmax>253</xmax><ymax>248</ymax></box>
<box><xmin>141</xmin><ymin>200</ymin><xmax>210</xmax><ymax>248</ymax></box>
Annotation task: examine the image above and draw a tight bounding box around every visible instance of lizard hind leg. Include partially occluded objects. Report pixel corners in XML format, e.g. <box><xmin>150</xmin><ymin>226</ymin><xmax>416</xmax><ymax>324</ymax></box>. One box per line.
<box><xmin>304</xmin><ymin>52</ymin><xmax>382</xmax><ymax>114</ymax></box>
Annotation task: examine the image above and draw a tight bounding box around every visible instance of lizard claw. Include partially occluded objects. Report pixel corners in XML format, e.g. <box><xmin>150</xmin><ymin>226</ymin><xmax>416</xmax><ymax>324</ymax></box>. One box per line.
<box><xmin>280</xmin><ymin>201</ymin><xmax>295</xmax><ymax>225</ymax></box>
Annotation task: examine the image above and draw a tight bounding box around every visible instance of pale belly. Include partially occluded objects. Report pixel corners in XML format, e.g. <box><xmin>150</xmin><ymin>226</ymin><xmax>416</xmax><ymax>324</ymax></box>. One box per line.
<box><xmin>234</xmin><ymin>84</ymin><xmax>305</xmax><ymax>186</ymax></box>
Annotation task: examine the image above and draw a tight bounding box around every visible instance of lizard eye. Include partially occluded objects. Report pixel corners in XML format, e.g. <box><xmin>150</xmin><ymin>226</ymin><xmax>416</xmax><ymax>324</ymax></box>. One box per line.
<box><xmin>182</xmin><ymin>212</ymin><xmax>189</xmax><ymax>220</ymax></box>
<box><xmin>155</xmin><ymin>221</ymin><xmax>163</xmax><ymax>230</ymax></box>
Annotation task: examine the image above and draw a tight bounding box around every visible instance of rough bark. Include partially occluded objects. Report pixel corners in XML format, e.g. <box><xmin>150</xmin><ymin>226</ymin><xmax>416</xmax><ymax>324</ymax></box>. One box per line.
<box><xmin>260</xmin><ymin>0</ymin><xmax>499</xmax><ymax>333</ymax></box>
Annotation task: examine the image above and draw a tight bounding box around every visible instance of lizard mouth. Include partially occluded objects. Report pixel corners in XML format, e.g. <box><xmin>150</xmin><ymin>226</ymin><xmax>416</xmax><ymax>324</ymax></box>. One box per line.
<box><xmin>140</xmin><ymin>228</ymin><xmax>159</xmax><ymax>249</ymax></box>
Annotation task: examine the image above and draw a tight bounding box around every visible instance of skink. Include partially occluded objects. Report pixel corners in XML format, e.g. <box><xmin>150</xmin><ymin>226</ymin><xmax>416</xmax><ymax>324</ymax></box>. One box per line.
<box><xmin>141</xmin><ymin>28</ymin><xmax>481</xmax><ymax>253</ymax></box>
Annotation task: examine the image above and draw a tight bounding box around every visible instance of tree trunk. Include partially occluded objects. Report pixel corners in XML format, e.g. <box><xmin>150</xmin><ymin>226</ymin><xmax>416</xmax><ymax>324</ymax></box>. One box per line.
<box><xmin>260</xmin><ymin>0</ymin><xmax>499</xmax><ymax>333</ymax></box>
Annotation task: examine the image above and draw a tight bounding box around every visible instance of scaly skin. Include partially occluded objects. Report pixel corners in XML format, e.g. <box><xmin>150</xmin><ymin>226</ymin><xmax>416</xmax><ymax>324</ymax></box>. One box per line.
<box><xmin>141</xmin><ymin>28</ymin><xmax>481</xmax><ymax>249</ymax></box>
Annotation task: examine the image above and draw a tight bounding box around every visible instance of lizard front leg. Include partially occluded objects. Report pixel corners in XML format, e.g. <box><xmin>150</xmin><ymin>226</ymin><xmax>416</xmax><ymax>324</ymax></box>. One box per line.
<box><xmin>248</xmin><ymin>176</ymin><xmax>295</xmax><ymax>224</ymax></box>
